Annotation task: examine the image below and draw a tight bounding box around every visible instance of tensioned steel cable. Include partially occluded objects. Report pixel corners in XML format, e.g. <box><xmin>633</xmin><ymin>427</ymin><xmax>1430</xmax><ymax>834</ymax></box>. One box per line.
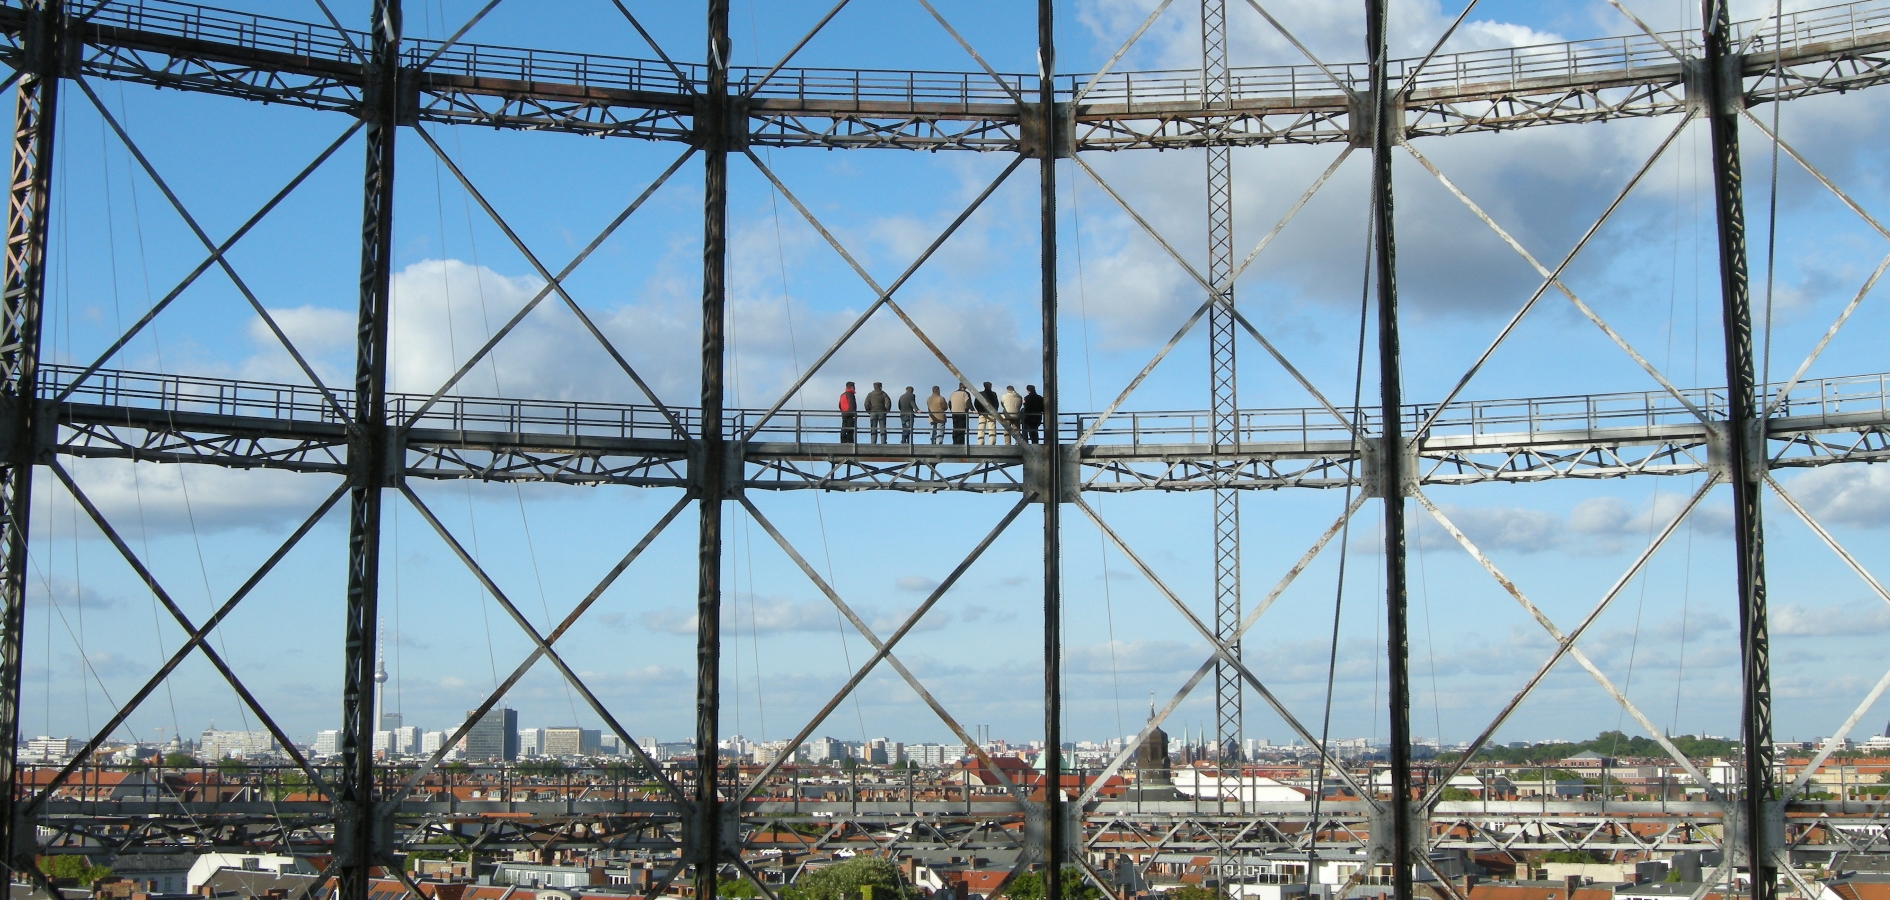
<box><xmin>1308</xmin><ymin>192</ymin><xmax>1376</xmax><ymax>883</ymax></box>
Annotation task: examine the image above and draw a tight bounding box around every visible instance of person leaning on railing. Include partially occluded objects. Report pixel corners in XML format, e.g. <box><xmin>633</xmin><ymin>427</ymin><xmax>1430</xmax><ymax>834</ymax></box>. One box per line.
<box><xmin>865</xmin><ymin>382</ymin><xmax>892</xmax><ymax>444</ymax></box>
<box><xmin>898</xmin><ymin>386</ymin><xmax>918</xmax><ymax>444</ymax></box>
<box><xmin>838</xmin><ymin>382</ymin><xmax>859</xmax><ymax>443</ymax></box>
<box><xmin>926</xmin><ymin>386</ymin><xmax>948</xmax><ymax>444</ymax></box>
<box><xmin>949</xmin><ymin>384</ymin><xmax>973</xmax><ymax>445</ymax></box>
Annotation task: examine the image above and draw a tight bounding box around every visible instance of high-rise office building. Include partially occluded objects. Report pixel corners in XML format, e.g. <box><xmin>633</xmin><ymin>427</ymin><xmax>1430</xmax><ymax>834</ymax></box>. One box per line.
<box><xmin>543</xmin><ymin>727</ymin><xmax>601</xmax><ymax>757</ymax></box>
<box><xmin>463</xmin><ymin>708</ymin><xmax>519</xmax><ymax>761</ymax></box>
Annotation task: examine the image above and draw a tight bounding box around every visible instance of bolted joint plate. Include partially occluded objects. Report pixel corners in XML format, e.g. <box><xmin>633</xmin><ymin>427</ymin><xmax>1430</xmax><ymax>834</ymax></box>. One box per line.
<box><xmin>692</xmin><ymin>95</ymin><xmax>751</xmax><ymax>152</ymax></box>
<box><xmin>331</xmin><ymin>804</ymin><xmax>394</xmax><ymax>867</ymax></box>
<box><xmin>678</xmin><ymin>803</ymin><xmax>743</xmax><ymax>864</ymax></box>
<box><xmin>1023</xmin><ymin>445</ymin><xmax>1080</xmax><ymax>503</ymax></box>
<box><xmin>1020</xmin><ymin>798</ymin><xmax>1083</xmax><ymax>865</ymax></box>
<box><xmin>1724</xmin><ymin>800</ymin><xmax>1786</xmax><ymax>869</ymax></box>
<box><xmin>684</xmin><ymin>442</ymin><xmax>746</xmax><ymax>500</ymax></box>
<box><xmin>1703</xmin><ymin>420</ymin><xmax>1767</xmax><ymax>485</ymax></box>
<box><xmin>1366</xmin><ymin>803</ymin><xmax>1426</xmax><ymax>867</ymax></box>
<box><xmin>1358</xmin><ymin>437</ymin><xmax>1419</xmax><ymax>499</ymax></box>
<box><xmin>1683</xmin><ymin>55</ymin><xmax>1747</xmax><ymax>117</ymax></box>
<box><xmin>1019</xmin><ymin>102</ymin><xmax>1074</xmax><ymax>160</ymax></box>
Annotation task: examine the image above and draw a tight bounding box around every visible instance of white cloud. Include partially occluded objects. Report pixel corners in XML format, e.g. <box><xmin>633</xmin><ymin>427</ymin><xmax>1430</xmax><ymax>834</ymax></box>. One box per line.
<box><xmin>1786</xmin><ymin>465</ymin><xmax>1890</xmax><ymax>528</ymax></box>
<box><xmin>1773</xmin><ymin>599</ymin><xmax>1890</xmax><ymax>637</ymax></box>
<box><xmin>1413</xmin><ymin>490</ymin><xmax>1730</xmax><ymax>556</ymax></box>
<box><xmin>50</xmin><ymin>458</ymin><xmax>339</xmax><ymax>537</ymax></box>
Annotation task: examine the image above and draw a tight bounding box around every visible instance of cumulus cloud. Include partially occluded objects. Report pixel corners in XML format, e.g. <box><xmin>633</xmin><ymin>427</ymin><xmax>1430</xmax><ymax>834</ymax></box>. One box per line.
<box><xmin>51</xmin><ymin>458</ymin><xmax>339</xmax><ymax>537</ymax></box>
<box><xmin>1773</xmin><ymin>599</ymin><xmax>1890</xmax><ymax>637</ymax></box>
<box><xmin>1412</xmin><ymin>490</ymin><xmax>1730</xmax><ymax>556</ymax></box>
<box><xmin>1786</xmin><ymin>465</ymin><xmax>1890</xmax><ymax>528</ymax></box>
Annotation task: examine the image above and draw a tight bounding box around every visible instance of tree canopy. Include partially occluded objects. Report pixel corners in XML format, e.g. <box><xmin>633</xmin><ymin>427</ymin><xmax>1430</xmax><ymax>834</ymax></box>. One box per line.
<box><xmin>1004</xmin><ymin>869</ymin><xmax>1101</xmax><ymax>900</ymax></box>
<box><xmin>783</xmin><ymin>856</ymin><xmax>914</xmax><ymax>900</ymax></box>
<box><xmin>1435</xmin><ymin>731</ymin><xmax>1736</xmax><ymax>766</ymax></box>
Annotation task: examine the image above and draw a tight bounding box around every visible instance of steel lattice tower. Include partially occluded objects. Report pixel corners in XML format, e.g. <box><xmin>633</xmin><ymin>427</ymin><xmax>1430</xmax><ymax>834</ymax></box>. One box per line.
<box><xmin>1203</xmin><ymin>0</ymin><xmax>1242</xmax><ymax>769</ymax></box>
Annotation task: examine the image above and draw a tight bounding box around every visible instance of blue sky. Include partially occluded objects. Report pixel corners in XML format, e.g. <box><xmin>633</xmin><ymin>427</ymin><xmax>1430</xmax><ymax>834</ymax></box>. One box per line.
<box><xmin>21</xmin><ymin>0</ymin><xmax>1890</xmax><ymax>767</ymax></box>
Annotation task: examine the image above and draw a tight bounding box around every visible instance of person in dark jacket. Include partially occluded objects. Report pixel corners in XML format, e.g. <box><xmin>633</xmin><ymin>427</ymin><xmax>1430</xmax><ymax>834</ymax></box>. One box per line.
<box><xmin>1022</xmin><ymin>384</ymin><xmax>1045</xmax><ymax>444</ymax></box>
<box><xmin>838</xmin><ymin>382</ymin><xmax>858</xmax><ymax>443</ymax></box>
<box><xmin>865</xmin><ymin>382</ymin><xmax>892</xmax><ymax>443</ymax></box>
<box><xmin>897</xmin><ymin>386</ymin><xmax>918</xmax><ymax>444</ymax></box>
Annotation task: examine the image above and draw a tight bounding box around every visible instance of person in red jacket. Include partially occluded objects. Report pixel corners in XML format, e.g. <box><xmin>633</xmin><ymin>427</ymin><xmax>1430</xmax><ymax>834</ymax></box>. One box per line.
<box><xmin>838</xmin><ymin>382</ymin><xmax>859</xmax><ymax>443</ymax></box>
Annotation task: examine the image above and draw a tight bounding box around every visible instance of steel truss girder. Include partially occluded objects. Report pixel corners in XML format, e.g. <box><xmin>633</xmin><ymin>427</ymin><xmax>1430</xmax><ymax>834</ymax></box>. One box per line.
<box><xmin>38</xmin><ymin>392</ymin><xmax>1890</xmax><ymax>490</ymax></box>
<box><xmin>27</xmin><ymin>800</ymin><xmax>1883</xmax><ymax>856</ymax></box>
<box><xmin>0</xmin><ymin>1</ymin><xmax>1887</xmax><ymax>152</ymax></box>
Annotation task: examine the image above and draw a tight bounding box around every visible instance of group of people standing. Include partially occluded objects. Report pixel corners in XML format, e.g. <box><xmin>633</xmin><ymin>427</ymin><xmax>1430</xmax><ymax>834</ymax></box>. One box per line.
<box><xmin>836</xmin><ymin>381</ymin><xmax>1046</xmax><ymax>445</ymax></box>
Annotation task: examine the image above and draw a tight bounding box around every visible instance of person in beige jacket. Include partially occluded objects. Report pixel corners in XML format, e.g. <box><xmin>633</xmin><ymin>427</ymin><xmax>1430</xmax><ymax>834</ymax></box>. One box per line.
<box><xmin>926</xmin><ymin>386</ymin><xmax>948</xmax><ymax>444</ymax></box>
<box><xmin>1000</xmin><ymin>385</ymin><xmax>1023</xmax><ymax>445</ymax></box>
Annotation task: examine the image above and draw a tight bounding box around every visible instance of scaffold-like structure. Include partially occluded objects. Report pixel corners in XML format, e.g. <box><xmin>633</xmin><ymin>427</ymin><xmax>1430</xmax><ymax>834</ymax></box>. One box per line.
<box><xmin>1</xmin><ymin>3</ymin><xmax>1890</xmax><ymax>900</ymax></box>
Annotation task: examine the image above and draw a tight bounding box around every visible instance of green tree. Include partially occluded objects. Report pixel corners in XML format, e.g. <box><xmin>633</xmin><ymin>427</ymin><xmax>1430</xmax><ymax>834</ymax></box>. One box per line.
<box><xmin>1541</xmin><ymin>850</ymin><xmax>1605</xmax><ymax>864</ymax></box>
<box><xmin>1164</xmin><ymin>887</ymin><xmax>1218</xmax><ymax>900</ymax></box>
<box><xmin>516</xmin><ymin>759</ymin><xmax>567</xmax><ymax>778</ymax></box>
<box><xmin>1439</xmin><ymin>787</ymin><xmax>1477</xmax><ymax>801</ymax></box>
<box><xmin>38</xmin><ymin>856</ymin><xmax>111</xmax><ymax>885</ymax></box>
<box><xmin>717</xmin><ymin>879</ymin><xmax>761</xmax><ymax>899</ymax></box>
<box><xmin>161</xmin><ymin>753</ymin><xmax>196</xmax><ymax>768</ymax></box>
<box><xmin>1004</xmin><ymin>869</ymin><xmax>1101</xmax><ymax>900</ymax></box>
<box><xmin>782</xmin><ymin>856</ymin><xmax>914</xmax><ymax>900</ymax></box>
<box><xmin>216</xmin><ymin>758</ymin><xmax>249</xmax><ymax>777</ymax></box>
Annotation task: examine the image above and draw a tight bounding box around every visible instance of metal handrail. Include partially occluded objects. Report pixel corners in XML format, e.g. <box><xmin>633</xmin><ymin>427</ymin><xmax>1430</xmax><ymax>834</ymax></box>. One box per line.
<box><xmin>60</xmin><ymin>0</ymin><xmax>1890</xmax><ymax>111</ymax></box>
<box><xmin>40</xmin><ymin>365</ymin><xmax>1890</xmax><ymax>450</ymax></box>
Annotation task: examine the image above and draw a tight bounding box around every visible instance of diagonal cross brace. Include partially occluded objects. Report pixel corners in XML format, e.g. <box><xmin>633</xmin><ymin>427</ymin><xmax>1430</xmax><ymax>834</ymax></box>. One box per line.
<box><xmin>394</xmin><ymin>486</ymin><xmax>691</xmax><ymax>805</ymax></box>
<box><xmin>741</xmin><ymin>150</ymin><xmax>1026</xmax><ymax>441</ymax></box>
<box><xmin>1073</xmin><ymin>155</ymin><xmax>1359</xmax><ymax>439</ymax></box>
<box><xmin>734</xmin><ymin>497</ymin><xmax>1029</xmax><ymax>805</ymax></box>
<box><xmin>413</xmin><ymin>127</ymin><xmax>690</xmax><ymax>438</ymax></box>
<box><xmin>1413</xmin><ymin>490</ymin><xmax>1722</xmax><ymax>796</ymax></box>
<box><xmin>1740</xmin><ymin>110</ymin><xmax>1890</xmax><ymax>419</ymax></box>
<box><xmin>397</xmin><ymin>143</ymin><xmax>698</xmax><ymax>437</ymax></box>
<box><xmin>52</xmin><ymin>121</ymin><xmax>363</xmax><ymax>406</ymax></box>
<box><xmin>1073</xmin><ymin>0</ymin><xmax>1179</xmax><ymax>105</ymax></box>
<box><xmin>78</xmin><ymin>78</ymin><xmax>353</xmax><ymax>426</ymax></box>
<box><xmin>46</xmin><ymin>461</ymin><xmax>327</xmax><ymax>789</ymax></box>
<box><xmin>1400</xmin><ymin>116</ymin><xmax>1705</xmax><ymax>435</ymax></box>
<box><xmin>913</xmin><ymin>0</ymin><xmax>1025</xmax><ymax>105</ymax></box>
<box><xmin>18</xmin><ymin>483</ymin><xmax>348</xmax><ymax>819</ymax></box>
<box><xmin>1419</xmin><ymin>476</ymin><xmax>1717</xmax><ymax>806</ymax></box>
<box><xmin>1765</xmin><ymin>474</ymin><xmax>1890</xmax><ymax>799</ymax></box>
<box><xmin>740</xmin><ymin>0</ymin><xmax>854</xmax><ymax>101</ymax></box>
<box><xmin>1075</xmin><ymin>147</ymin><xmax>1355</xmax><ymax>447</ymax></box>
<box><xmin>1075</xmin><ymin>492</ymin><xmax>1367</xmax><ymax>806</ymax></box>
<box><xmin>737</xmin><ymin>495</ymin><xmax>1030</xmax><ymax>803</ymax></box>
<box><xmin>1074</xmin><ymin>496</ymin><xmax>1379</xmax><ymax>804</ymax></box>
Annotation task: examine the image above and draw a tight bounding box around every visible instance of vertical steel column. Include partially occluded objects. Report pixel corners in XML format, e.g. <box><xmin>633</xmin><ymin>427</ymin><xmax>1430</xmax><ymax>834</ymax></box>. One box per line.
<box><xmin>0</xmin><ymin>0</ymin><xmax>58</xmax><ymax>873</ymax></box>
<box><xmin>1700</xmin><ymin>3</ymin><xmax>1772</xmax><ymax>898</ymax></box>
<box><xmin>695</xmin><ymin>3</ymin><xmax>730</xmax><ymax>900</ymax></box>
<box><xmin>1366</xmin><ymin>1</ymin><xmax>1413</xmax><ymax>898</ymax></box>
<box><xmin>1201</xmin><ymin>0</ymin><xmax>1242</xmax><ymax>770</ymax></box>
<box><xmin>338</xmin><ymin>4</ymin><xmax>399</xmax><ymax>899</ymax></box>
<box><xmin>1038</xmin><ymin>2</ymin><xmax>1062</xmax><ymax>897</ymax></box>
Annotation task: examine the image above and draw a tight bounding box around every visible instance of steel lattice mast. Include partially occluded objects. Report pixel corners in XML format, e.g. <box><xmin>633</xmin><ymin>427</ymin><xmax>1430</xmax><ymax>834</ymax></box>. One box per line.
<box><xmin>1203</xmin><ymin>0</ymin><xmax>1243</xmax><ymax>772</ymax></box>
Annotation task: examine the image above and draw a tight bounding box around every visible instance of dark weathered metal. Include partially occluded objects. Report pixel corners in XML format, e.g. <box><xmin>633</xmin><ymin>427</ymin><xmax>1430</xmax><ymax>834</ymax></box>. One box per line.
<box><xmin>0</xmin><ymin>0</ymin><xmax>57</xmax><ymax>872</ymax></box>
<box><xmin>338</xmin><ymin>2</ymin><xmax>398</xmax><ymax>898</ymax></box>
<box><xmin>1367</xmin><ymin>0</ymin><xmax>1414</xmax><ymax>897</ymax></box>
<box><xmin>1040</xmin><ymin>0</ymin><xmax>1063</xmax><ymax>897</ymax></box>
<box><xmin>696</xmin><ymin>2</ymin><xmax>730</xmax><ymax>899</ymax></box>
<box><xmin>1701</xmin><ymin>2</ymin><xmax>1774</xmax><ymax>897</ymax></box>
